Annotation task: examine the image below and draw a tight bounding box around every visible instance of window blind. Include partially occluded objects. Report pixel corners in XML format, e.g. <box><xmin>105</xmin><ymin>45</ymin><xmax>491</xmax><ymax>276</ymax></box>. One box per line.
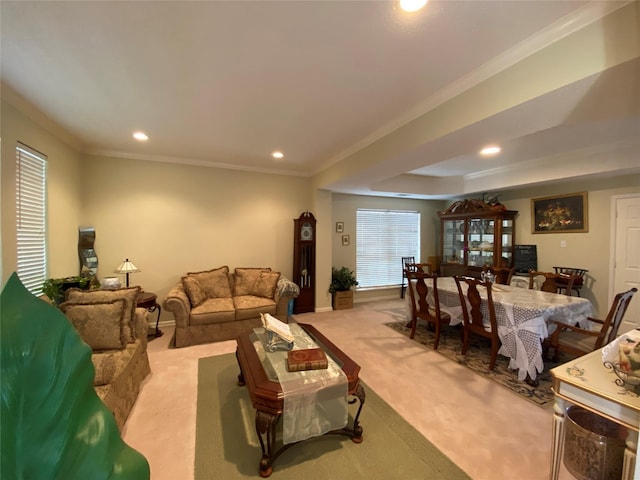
<box><xmin>16</xmin><ymin>143</ymin><xmax>47</xmax><ymax>295</ymax></box>
<box><xmin>356</xmin><ymin>209</ymin><xmax>420</xmax><ymax>288</ymax></box>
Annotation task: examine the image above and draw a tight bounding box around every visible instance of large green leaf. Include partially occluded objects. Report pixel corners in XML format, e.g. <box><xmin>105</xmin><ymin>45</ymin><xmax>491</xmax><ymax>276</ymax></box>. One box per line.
<box><xmin>1</xmin><ymin>272</ymin><xmax>150</xmax><ymax>479</ymax></box>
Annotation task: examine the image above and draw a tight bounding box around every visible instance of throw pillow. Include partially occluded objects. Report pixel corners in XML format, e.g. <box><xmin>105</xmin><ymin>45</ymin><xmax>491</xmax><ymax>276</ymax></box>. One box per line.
<box><xmin>60</xmin><ymin>299</ymin><xmax>126</xmax><ymax>351</ymax></box>
<box><xmin>187</xmin><ymin>266</ymin><xmax>232</xmax><ymax>298</ymax></box>
<box><xmin>182</xmin><ymin>276</ymin><xmax>207</xmax><ymax>307</ymax></box>
<box><xmin>234</xmin><ymin>267</ymin><xmax>271</xmax><ymax>296</ymax></box>
<box><xmin>91</xmin><ymin>352</ymin><xmax>117</xmax><ymax>386</ymax></box>
<box><xmin>65</xmin><ymin>286</ymin><xmax>141</xmax><ymax>342</ymax></box>
<box><xmin>251</xmin><ymin>271</ymin><xmax>281</xmax><ymax>299</ymax></box>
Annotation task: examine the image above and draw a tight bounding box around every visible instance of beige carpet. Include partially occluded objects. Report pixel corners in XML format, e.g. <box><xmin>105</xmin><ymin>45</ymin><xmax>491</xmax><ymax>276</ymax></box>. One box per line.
<box><xmin>122</xmin><ymin>299</ymin><xmax>578</xmax><ymax>480</ymax></box>
<box><xmin>194</xmin><ymin>353</ymin><xmax>471</xmax><ymax>479</ymax></box>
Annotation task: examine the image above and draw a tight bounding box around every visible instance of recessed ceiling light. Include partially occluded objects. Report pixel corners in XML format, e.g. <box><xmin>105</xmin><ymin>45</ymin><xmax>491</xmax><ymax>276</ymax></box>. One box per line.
<box><xmin>480</xmin><ymin>145</ymin><xmax>501</xmax><ymax>156</ymax></box>
<box><xmin>133</xmin><ymin>131</ymin><xmax>148</xmax><ymax>141</ymax></box>
<box><xmin>272</xmin><ymin>151</ymin><xmax>284</xmax><ymax>159</ymax></box>
<box><xmin>399</xmin><ymin>0</ymin><xmax>428</xmax><ymax>13</ymax></box>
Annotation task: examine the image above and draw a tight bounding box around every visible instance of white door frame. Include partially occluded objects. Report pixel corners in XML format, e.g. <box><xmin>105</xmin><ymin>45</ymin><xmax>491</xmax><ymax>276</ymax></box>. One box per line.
<box><xmin>609</xmin><ymin>192</ymin><xmax>640</xmax><ymax>305</ymax></box>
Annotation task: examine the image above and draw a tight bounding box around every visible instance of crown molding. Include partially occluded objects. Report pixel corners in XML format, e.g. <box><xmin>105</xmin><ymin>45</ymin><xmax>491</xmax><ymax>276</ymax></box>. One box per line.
<box><xmin>87</xmin><ymin>149</ymin><xmax>311</xmax><ymax>178</ymax></box>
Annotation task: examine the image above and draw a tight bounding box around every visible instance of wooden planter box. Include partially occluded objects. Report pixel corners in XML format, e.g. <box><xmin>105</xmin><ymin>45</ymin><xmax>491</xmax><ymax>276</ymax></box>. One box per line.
<box><xmin>332</xmin><ymin>290</ymin><xmax>353</xmax><ymax>310</ymax></box>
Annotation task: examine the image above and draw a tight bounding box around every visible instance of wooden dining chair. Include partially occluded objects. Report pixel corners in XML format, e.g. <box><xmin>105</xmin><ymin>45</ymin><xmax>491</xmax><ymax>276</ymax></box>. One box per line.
<box><xmin>547</xmin><ymin>288</ymin><xmax>637</xmax><ymax>361</ymax></box>
<box><xmin>454</xmin><ymin>276</ymin><xmax>500</xmax><ymax>370</ymax></box>
<box><xmin>405</xmin><ymin>269</ymin><xmax>450</xmax><ymax>349</ymax></box>
<box><xmin>400</xmin><ymin>256</ymin><xmax>415</xmax><ymax>298</ymax></box>
<box><xmin>528</xmin><ymin>270</ymin><xmax>576</xmax><ymax>296</ymax></box>
<box><xmin>553</xmin><ymin>266</ymin><xmax>588</xmax><ymax>296</ymax></box>
<box><xmin>483</xmin><ymin>266</ymin><xmax>514</xmax><ymax>285</ymax></box>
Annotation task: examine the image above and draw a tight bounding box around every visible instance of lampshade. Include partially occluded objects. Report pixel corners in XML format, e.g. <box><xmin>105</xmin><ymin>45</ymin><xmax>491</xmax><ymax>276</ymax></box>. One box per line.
<box><xmin>114</xmin><ymin>259</ymin><xmax>140</xmax><ymax>274</ymax></box>
<box><xmin>114</xmin><ymin>259</ymin><xmax>140</xmax><ymax>288</ymax></box>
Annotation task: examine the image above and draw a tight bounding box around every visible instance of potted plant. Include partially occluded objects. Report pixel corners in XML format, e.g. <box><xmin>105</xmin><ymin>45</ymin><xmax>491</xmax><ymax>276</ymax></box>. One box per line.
<box><xmin>42</xmin><ymin>276</ymin><xmax>90</xmax><ymax>306</ymax></box>
<box><xmin>329</xmin><ymin>266</ymin><xmax>358</xmax><ymax>310</ymax></box>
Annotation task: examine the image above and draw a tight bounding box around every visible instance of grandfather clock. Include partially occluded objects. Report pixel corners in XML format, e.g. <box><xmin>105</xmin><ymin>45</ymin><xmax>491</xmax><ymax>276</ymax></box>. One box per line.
<box><xmin>293</xmin><ymin>211</ymin><xmax>316</xmax><ymax>314</ymax></box>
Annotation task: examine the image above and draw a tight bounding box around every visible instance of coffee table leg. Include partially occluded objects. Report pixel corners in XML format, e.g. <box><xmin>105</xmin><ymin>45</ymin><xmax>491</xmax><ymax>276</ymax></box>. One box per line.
<box><xmin>350</xmin><ymin>383</ymin><xmax>366</xmax><ymax>443</ymax></box>
<box><xmin>256</xmin><ymin>410</ymin><xmax>279</xmax><ymax>477</ymax></box>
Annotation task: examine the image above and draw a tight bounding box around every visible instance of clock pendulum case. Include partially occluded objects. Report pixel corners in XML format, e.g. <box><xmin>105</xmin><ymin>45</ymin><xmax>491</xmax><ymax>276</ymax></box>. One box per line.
<box><xmin>293</xmin><ymin>211</ymin><xmax>316</xmax><ymax>314</ymax></box>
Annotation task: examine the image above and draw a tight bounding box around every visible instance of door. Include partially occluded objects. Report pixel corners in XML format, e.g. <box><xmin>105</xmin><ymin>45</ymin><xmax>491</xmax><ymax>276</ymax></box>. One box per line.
<box><xmin>613</xmin><ymin>195</ymin><xmax>640</xmax><ymax>334</ymax></box>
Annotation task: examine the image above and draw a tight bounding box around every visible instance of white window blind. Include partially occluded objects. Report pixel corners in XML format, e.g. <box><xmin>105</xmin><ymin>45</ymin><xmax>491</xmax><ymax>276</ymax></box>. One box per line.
<box><xmin>356</xmin><ymin>209</ymin><xmax>420</xmax><ymax>288</ymax></box>
<box><xmin>16</xmin><ymin>143</ymin><xmax>47</xmax><ymax>295</ymax></box>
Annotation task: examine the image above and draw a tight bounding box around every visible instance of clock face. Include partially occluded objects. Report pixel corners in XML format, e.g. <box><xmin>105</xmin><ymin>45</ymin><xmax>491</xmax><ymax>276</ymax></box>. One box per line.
<box><xmin>301</xmin><ymin>223</ymin><xmax>313</xmax><ymax>241</ymax></box>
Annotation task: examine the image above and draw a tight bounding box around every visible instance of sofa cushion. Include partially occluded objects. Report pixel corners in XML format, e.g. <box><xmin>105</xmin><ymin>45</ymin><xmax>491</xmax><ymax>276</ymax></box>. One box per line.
<box><xmin>60</xmin><ymin>299</ymin><xmax>127</xmax><ymax>350</ymax></box>
<box><xmin>190</xmin><ymin>297</ymin><xmax>236</xmax><ymax>325</ymax></box>
<box><xmin>66</xmin><ymin>286</ymin><xmax>141</xmax><ymax>342</ymax></box>
<box><xmin>91</xmin><ymin>352</ymin><xmax>117</xmax><ymax>386</ymax></box>
<box><xmin>187</xmin><ymin>266</ymin><xmax>232</xmax><ymax>299</ymax></box>
<box><xmin>234</xmin><ymin>295</ymin><xmax>277</xmax><ymax>320</ymax></box>
<box><xmin>233</xmin><ymin>268</ymin><xmax>271</xmax><ymax>296</ymax></box>
<box><xmin>182</xmin><ymin>276</ymin><xmax>207</xmax><ymax>307</ymax></box>
<box><xmin>251</xmin><ymin>271</ymin><xmax>281</xmax><ymax>299</ymax></box>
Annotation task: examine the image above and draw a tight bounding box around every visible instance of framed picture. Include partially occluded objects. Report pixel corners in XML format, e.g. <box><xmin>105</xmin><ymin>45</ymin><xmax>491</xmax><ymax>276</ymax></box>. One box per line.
<box><xmin>336</xmin><ymin>222</ymin><xmax>344</xmax><ymax>233</ymax></box>
<box><xmin>342</xmin><ymin>234</ymin><xmax>350</xmax><ymax>246</ymax></box>
<box><xmin>531</xmin><ymin>192</ymin><xmax>588</xmax><ymax>233</ymax></box>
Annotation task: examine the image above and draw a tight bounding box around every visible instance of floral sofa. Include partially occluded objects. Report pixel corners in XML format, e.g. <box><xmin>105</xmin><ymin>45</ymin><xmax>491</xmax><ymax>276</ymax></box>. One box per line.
<box><xmin>59</xmin><ymin>286</ymin><xmax>151</xmax><ymax>430</ymax></box>
<box><xmin>163</xmin><ymin>266</ymin><xmax>300</xmax><ymax>347</ymax></box>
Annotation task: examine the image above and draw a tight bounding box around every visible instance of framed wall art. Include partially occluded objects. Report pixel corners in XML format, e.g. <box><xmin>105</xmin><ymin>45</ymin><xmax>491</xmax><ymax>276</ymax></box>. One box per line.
<box><xmin>531</xmin><ymin>192</ymin><xmax>588</xmax><ymax>233</ymax></box>
<box><xmin>341</xmin><ymin>235</ymin><xmax>350</xmax><ymax>246</ymax></box>
<box><xmin>336</xmin><ymin>222</ymin><xmax>344</xmax><ymax>233</ymax></box>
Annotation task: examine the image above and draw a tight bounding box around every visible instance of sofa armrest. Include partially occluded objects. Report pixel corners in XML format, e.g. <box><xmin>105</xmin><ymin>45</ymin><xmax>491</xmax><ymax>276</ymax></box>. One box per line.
<box><xmin>134</xmin><ymin>307</ymin><xmax>150</xmax><ymax>348</ymax></box>
<box><xmin>275</xmin><ymin>277</ymin><xmax>300</xmax><ymax>302</ymax></box>
<box><xmin>274</xmin><ymin>277</ymin><xmax>300</xmax><ymax>321</ymax></box>
<box><xmin>162</xmin><ymin>284</ymin><xmax>191</xmax><ymax>328</ymax></box>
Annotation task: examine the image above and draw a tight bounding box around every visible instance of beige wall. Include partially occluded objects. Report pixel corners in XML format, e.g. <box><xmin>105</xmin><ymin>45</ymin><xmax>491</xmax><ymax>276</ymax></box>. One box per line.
<box><xmin>331</xmin><ymin>193</ymin><xmax>444</xmax><ymax>303</ymax></box>
<box><xmin>495</xmin><ymin>175</ymin><xmax>640</xmax><ymax>316</ymax></box>
<box><xmin>81</xmin><ymin>154</ymin><xmax>312</xmax><ymax>320</ymax></box>
<box><xmin>1</xmin><ymin>99</ymin><xmax>84</xmax><ymax>284</ymax></box>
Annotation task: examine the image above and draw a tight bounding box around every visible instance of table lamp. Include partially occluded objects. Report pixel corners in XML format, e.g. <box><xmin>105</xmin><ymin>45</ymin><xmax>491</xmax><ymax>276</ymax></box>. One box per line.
<box><xmin>114</xmin><ymin>258</ymin><xmax>140</xmax><ymax>287</ymax></box>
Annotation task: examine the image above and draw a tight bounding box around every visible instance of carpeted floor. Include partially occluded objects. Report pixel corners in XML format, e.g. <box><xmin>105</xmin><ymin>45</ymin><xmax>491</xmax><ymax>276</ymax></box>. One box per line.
<box><xmin>195</xmin><ymin>353</ymin><xmax>471</xmax><ymax>480</ymax></box>
<box><xmin>384</xmin><ymin>320</ymin><xmax>573</xmax><ymax>408</ymax></box>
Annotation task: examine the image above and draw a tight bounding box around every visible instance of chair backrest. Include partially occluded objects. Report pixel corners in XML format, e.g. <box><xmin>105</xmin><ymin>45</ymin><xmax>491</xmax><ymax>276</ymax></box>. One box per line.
<box><xmin>405</xmin><ymin>269</ymin><xmax>440</xmax><ymax>320</ymax></box>
<box><xmin>528</xmin><ymin>270</ymin><xmax>574</xmax><ymax>295</ymax></box>
<box><xmin>597</xmin><ymin>287</ymin><xmax>638</xmax><ymax>348</ymax></box>
<box><xmin>487</xmin><ymin>266</ymin><xmax>514</xmax><ymax>285</ymax></box>
<box><xmin>402</xmin><ymin>256</ymin><xmax>416</xmax><ymax>277</ymax></box>
<box><xmin>454</xmin><ymin>275</ymin><xmax>497</xmax><ymax>334</ymax></box>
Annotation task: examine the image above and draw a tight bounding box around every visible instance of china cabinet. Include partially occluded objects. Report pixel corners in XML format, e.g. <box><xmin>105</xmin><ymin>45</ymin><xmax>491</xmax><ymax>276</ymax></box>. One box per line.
<box><xmin>438</xmin><ymin>199</ymin><xmax>518</xmax><ymax>276</ymax></box>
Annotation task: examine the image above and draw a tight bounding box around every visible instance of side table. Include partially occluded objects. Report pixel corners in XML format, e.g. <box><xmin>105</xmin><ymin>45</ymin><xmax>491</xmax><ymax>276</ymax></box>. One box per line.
<box><xmin>137</xmin><ymin>292</ymin><xmax>162</xmax><ymax>337</ymax></box>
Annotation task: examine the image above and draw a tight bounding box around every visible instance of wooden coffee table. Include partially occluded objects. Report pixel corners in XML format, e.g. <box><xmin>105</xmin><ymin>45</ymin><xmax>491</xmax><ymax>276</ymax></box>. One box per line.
<box><xmin>235</xmin><ymin>323</ymin><xmax>365</xmax><ymax>477</ymax></box>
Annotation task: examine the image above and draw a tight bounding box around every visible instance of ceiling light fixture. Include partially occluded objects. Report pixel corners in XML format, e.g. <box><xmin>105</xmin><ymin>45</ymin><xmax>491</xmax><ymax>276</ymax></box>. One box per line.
<box><xmin>133</xmin><ymin>131</ymin><xmax>148</xmax><ymax>141</ymax></box>
<box><xmin>480</xmin><ymin>145</ymin><xmax>501</xmax><ymax>157</ymax></box>
<box><xmin>399</xmin><ymin>0</ymin><xmax>428</xmax><ymax>13</ymax></box>
<box><xmin>272</xmin><ymin>151</ymin><xmax>284</xmax><ymax>159</ymax></box>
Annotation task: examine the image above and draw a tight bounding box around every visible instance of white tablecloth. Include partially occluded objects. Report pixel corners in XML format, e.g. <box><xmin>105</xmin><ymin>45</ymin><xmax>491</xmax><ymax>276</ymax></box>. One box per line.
<box><xmin>406</xmin><ymin>277</ymin><xmax>595</xmax><ymax>380</ymax></box>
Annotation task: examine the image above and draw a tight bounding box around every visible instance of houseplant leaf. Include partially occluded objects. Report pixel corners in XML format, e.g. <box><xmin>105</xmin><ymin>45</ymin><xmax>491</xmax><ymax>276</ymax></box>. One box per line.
<box><xmin>1</xmin><ymin>272</ymin><xmax>149</xmax><ymax>479</ymax></box>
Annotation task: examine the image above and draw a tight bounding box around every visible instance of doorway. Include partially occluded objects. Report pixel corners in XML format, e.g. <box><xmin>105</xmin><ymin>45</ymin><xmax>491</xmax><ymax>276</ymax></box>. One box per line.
<box><xmin>611</xmin><ymin>194</ymin><xmax>640</xmax><ymax>334</ymax></box>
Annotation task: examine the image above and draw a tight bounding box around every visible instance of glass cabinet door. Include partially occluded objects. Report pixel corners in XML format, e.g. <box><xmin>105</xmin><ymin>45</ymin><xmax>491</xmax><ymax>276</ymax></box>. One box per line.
<box><xmin>500</xmin><ymin>218</ymin><xmax>514</xmax><ymax>266</ymax></box>
<box><xmin>467</xmin><ymin>218</ymin><xmax>494</xmax><ymax>267</ymax></box>
<box><xmin>442</xmin><ymin>219</ymin><xmax>465</xmax><ymax>265</ymax></box>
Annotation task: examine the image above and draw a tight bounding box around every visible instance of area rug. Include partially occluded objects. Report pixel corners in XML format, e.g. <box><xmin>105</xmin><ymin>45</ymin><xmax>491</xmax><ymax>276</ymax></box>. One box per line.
<box><xmin>195</xmin><ymin>353</ymin><xmax>471</xmax><ymax>480</ymax></box>
<box><xmin>385</xmin><ymin>320</ymin><xmax>570</xmax><ymax>408</ymax></box>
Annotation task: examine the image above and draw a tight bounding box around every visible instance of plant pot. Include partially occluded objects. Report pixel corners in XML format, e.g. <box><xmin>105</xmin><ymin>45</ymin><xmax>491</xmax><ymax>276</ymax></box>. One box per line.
<box><xmin>332</xmin><ymin>290</ymin><xmax>353</xmax><ymax>310</ymax></box>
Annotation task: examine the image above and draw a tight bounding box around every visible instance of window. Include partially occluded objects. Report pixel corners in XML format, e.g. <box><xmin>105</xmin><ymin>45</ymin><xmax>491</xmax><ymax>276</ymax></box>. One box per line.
<box><xmin>16</xmin><ymin>143</ymin><xmax>47</xmax><ymax>295</ymax></box>
<box><xmin>356</xmin><ymin>209</ymin><xmax>420</xmax><ymax>288</ymax></box>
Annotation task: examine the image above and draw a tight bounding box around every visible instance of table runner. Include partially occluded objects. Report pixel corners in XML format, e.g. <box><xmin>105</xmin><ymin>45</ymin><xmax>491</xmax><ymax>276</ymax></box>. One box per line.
<box><xmin>253</xmin><ymin>323</ymin><xmax>348</xmax><ymax>444</ymax></box>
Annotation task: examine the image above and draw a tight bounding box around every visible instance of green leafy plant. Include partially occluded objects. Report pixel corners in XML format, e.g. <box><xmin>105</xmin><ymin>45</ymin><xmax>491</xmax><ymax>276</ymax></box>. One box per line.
<box><xmin>329</xmin><ymin>266</ymin><xmax>358</xmax><ymax>294</ymax></box>
<box><xmin>42</xmin><ymin>276</ymin><xmax>90</xmax><ymax>305</ymax></box>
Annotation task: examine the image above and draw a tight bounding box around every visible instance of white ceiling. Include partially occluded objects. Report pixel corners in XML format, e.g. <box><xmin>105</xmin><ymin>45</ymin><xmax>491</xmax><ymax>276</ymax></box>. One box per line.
<box><xmin>1</xmin><ymin>1</ymin><xmax>638</xmax><ymax>199</ymax></box>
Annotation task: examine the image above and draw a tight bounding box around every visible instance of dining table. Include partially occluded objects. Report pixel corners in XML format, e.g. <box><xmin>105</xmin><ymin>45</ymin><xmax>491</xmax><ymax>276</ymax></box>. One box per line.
<box><xmin>405</xmin><ymin>276</ymin><xmax>595</xmax><ymax>381</ymax></box>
